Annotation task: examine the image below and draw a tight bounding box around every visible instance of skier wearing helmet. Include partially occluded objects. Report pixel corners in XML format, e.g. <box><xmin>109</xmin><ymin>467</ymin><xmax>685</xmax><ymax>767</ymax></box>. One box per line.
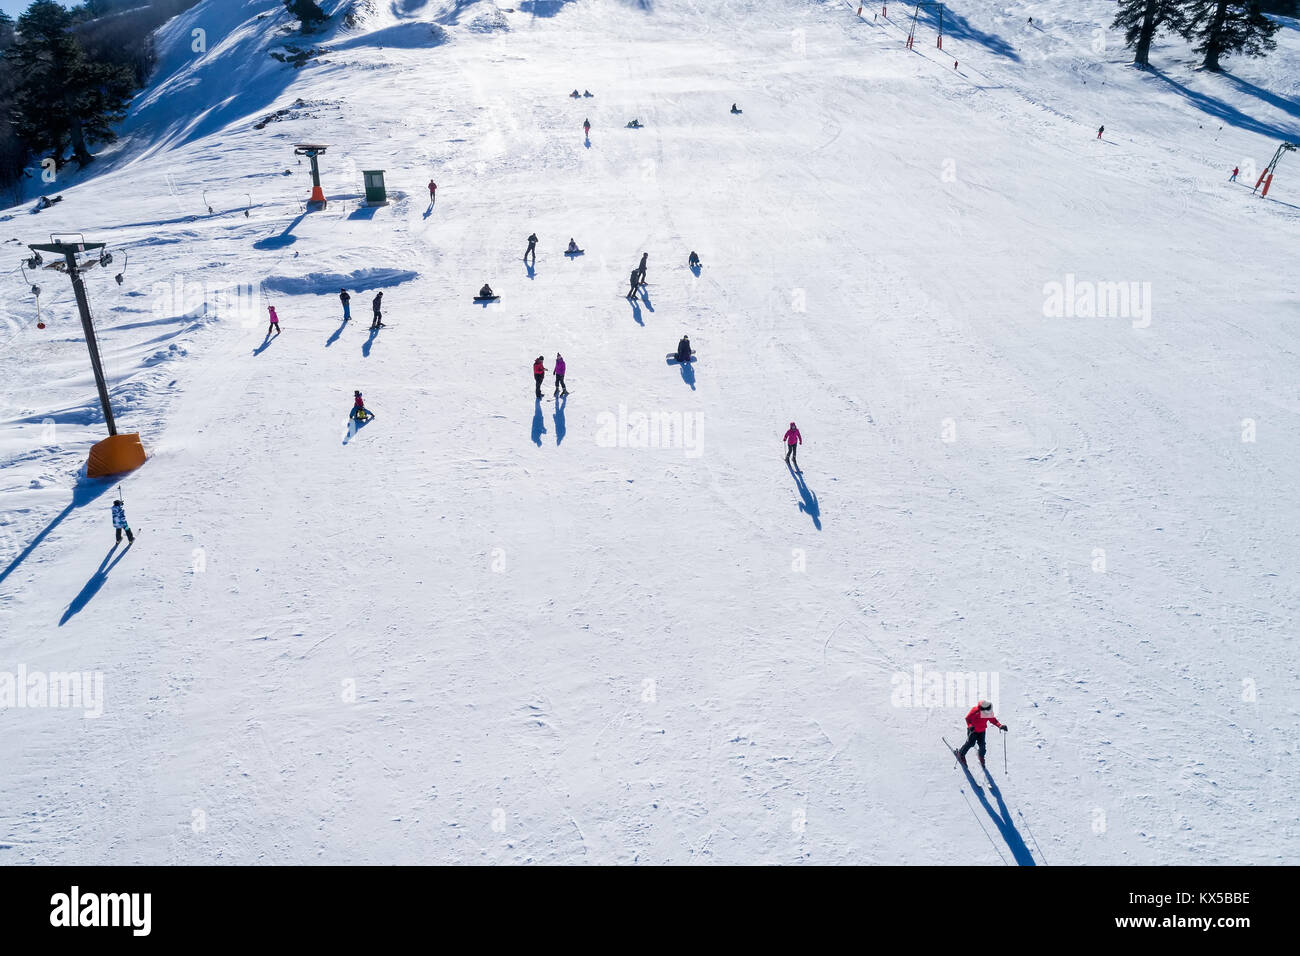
<box><xmin>956</xmin><ymin>700</ymin><xmax>1008</xmax><ymax>768</ymax></box>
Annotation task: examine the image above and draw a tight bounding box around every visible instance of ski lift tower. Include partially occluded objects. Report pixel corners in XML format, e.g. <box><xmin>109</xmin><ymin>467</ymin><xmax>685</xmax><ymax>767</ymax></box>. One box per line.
<box><xmin>26</xmin><ymin>234</ymin><xmax>146</xmax><ymax>478</ymax></box>
<box><xmin>1254</xmin><ymin>142</ymin><xmax>1297</xmax><ymax>198</ymax></box>
<box><xmin>294</xmin><ymin>143</ymin><xmax>330</xmax><ymax>210</ymax></box>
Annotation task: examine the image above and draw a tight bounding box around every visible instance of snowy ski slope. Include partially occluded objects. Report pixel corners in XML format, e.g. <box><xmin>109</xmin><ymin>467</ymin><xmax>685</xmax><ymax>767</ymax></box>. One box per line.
<box><xmin>0</xmin><ymin>0</ymin><xmax>1297</xmax><ymax>864</ymax></box>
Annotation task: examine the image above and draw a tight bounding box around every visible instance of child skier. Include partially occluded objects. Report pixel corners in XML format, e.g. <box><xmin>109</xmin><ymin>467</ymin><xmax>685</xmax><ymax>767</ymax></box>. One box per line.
<box><xmin>111</xmin><ymin>499</ymin><xmax>134</xmax><ymax>545</ymax></box>
<box><xmin>339</xmin><ymin>288</ymin><xmax>351</xmax><ymax>320</ymax></box>
<box><xmin>783</xmin><ymin>422</ymin><xmax>802</xmax><ymax>468</ymax></box>
<box><xmin>1229</xmin><ymin>166</ymin><xmax>1239</xmax><ymax>182</ymax></box>
<box><xmin>267</xmin><ymin>305</ymin><xmax>281</xmax><ymax>336</ymax></box>
<box><xmin>554</xmin><ymin>353</ymin><xmax>568</xmax><ymax>397</ymax></box>
<box><xmin>956</xmin><ymin>700</ymin><xmax>1008</xmax><ymax>768</ymax></box>
<box><xmin>533</xmin><ymin>355</ymin><xmax>546</xmax><ymax>399</ymax></box>
<box><xmin>351</xmin><ymin>390</ymin><xmax>373</xmax><ymax>423</ymax></box>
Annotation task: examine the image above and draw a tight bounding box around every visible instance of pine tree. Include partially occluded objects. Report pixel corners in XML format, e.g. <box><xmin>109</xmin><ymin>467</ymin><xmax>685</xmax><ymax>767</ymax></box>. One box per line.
<box><xmin>1185</xmin><ymin>1</ymin><xmax>1280</xmax><ymax>71</ymax></box>
<box><xmin>283</xmin><ymin>0</ymin><xmax>328</xmax><ymax>30</ymax></box>
<box><xmin>5</xmin><ymin>0</ymin><xmax>134</xmax><ymax>169</ymax></box>
<box><xmin>1112</xmin><ymin>0</ymin><xmax>1191</xmax><ymax>68</ymax></box>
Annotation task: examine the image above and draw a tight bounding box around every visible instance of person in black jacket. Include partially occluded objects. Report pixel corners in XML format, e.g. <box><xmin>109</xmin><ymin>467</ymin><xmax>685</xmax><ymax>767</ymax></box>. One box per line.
<box><xmin>525</xmin><ymin>233</ymin><xmax>538</xmax><ymax>263</ymax></box>
<box><xmin>339</xmin><ymin>288</ymin><xmax>351</xmax><ymax>320</ymax></box>
<box><xmin>370</xmin><ymin>291</ymin><xmax>383</xmax><ymax>330</ymax></box>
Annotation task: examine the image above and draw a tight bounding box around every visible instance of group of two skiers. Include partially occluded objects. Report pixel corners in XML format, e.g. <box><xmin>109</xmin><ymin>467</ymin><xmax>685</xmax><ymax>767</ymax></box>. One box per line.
<box><xmin>533</xmin><ymin>354</ymin><xmax>568</xmax><ymax>399</ymax></box>
<box><xmin>626</xmin><ymin>253</ymin><xmax>649</xmax><ymax>298</ymax></box>
<box><xmin>334</xmin><ymin>288</ymin><xmax>383</xmax><ymax>329</ymax></box>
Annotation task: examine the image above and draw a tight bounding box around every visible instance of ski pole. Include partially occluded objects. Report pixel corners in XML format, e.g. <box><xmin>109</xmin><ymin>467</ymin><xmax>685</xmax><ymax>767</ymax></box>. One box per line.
<box><xmin>1003</xmin><ymin>728</ymin><xmax>1008</xmax><ymax>775</ymax></box>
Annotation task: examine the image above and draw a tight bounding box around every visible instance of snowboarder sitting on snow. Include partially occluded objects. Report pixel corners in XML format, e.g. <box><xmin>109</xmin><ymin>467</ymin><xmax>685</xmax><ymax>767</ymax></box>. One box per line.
<box><xmin>688</xmin><ymin>251</ymin><xmax>700</xmax><ymax>268</ymax></box>
<box><xmin>626</xmin><ymin>119</ymin><xmax>642</xmax><ymax>128</ymax></box>
<box><xmin>676</xmin><ymin>335</ymin><xmax>692</xmax><ymax>362</ymax></box>
<box><xmin>570</xmin><ymin>89</ymin><xmax>581</xmax><ymax>98</ymax></box>
<box><xmin>111</xmin><ymin>499</ymin><xmax>134</xmax><ymax>545</ymax></box>
<box><xmin>583</xmin><ymin>90</ymin><xmax>593</xmax><ymax>97</ymax></box>
<box><xmin>479</xmin><ymin>283</ymin><xmax>495</xmax><ymax>298</ymax></box>
<box><xmin>730</xmin><ymin>103</ymin><xmax>742</xmax><ymax>114</ymax></box>
<box><xmin>956</xmin><ymin>699</ymin><xmax>1007</xmax><ymax>768</ymax></box>
<box><xmin>567</xmin><ymin>238</ymin><xmax>580</xmax><ymax>253</ymax></box>
<box><xmin>351</xmin><ymin>390</ymin><xmax>373</xmax><ymax>423</ymax></box>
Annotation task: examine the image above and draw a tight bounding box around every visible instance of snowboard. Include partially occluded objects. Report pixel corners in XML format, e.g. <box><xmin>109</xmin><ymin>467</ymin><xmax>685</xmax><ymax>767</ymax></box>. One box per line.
<box><xmin>473</xmin><ymin>296</ymin><xmax>501</xmax><ymax>302</ymax></box>
<box><xmin>666</xmin><ymin>352</ymin><xmax>696</xmax><ymax>363</ymax></box>
<box><xmin>564</xmin><ymin>249</ymin><xmax>585</xmax><ymax>256</ymax></box>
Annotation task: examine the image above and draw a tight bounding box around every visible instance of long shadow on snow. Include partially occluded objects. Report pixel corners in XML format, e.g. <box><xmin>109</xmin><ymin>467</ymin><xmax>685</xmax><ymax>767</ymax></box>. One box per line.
<box><xmin>789</xmin><ymin>464</ymin><xmax>821</xmax><ymax>529</ymax></box>
<box><xmin>0</xmin><ymin>481</ymin><xmax>115</xmax><ymax>590</ymax></box>
<box><xmin>1148</xmin><ymin>68</ymin><xmax>1300</xmax><ymax>141</ymax></box>
<box><xmin>917</xmin><ymin>7</ymin><xmax>1019</xmax><ymax>61</ymax></box>
<box><xmin>252</xmin><ymin>331</ymin><xmax>279</xmax><ymax>356</ymax></box>
<box><xmin>362</xmin><ymin>326</ymin><xmax>380</xmax><ymax>357</ymax></box>
<box><xmin>554</xmin><ymin>394</ymin><xmax>566</xmax><ymax>445</ymax></box>
<box><xmin>59</xmin><ymin>543</ymin><xmax>132</xmax><ymax>626</ymax></box>
<box><xmin>253</xmin><ymin>211</ymin><xmax>310</xmax><ymax>251</ymax></box>
<box><xmin>1218</xmin><ymin>71</ymin><xmax>1300</xmax><ymax>134</ymax></box>
<box><xmin>531</xmin><ymin>399</ymin><xmax>547</xmax><ymax>446</ymax></box>
<box><xmin>518</xmin><ymin>0</ymin><xmax>579</xmax><ymax>17</ymax></box>
<box><xmin>627</xmin><ymin>297</ymin><xmax>643</xmax><ymax>325</ymax></box>
<box><xmin>668</xmin><ymin>355</ymin><xmax>696</xmax><ymax>390</ymax></box>
<box><xmin>961</xmin><ymin>764</ymin><xmax>1036</xmax><ymax>865</ymax></box>
<box><xmin>325</xmin><ymin>316</ymin><xmax>350</xmax><ymax>347</ymax></box>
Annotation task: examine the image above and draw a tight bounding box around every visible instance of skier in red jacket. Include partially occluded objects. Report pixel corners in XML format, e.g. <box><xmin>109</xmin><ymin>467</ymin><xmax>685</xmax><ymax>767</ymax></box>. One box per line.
<box><xmin>956</xmin><ymin>700</ymin><xmax>1007</xmax><ymax>767</ymax></box>
<box><xmin>533</xmin><ymin>355</ymin><xmax>546</xmax><ymax>399</ymax></box>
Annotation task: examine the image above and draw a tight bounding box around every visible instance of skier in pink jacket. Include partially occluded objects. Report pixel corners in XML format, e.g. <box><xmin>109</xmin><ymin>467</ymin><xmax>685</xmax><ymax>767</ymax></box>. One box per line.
<box><xmin>266</xmin><ymin>305</ymin><xmax>281</xmax><ymax>337</ymax></box>
<box><xmin>783</xmin><ymin>422</ymin><xmax>802</xmax><ymax>469</ymax></box>
<box><xmin>553</xmin><ymin>353</ymin><xmax>568</xmax><ymax>397</ymax></box>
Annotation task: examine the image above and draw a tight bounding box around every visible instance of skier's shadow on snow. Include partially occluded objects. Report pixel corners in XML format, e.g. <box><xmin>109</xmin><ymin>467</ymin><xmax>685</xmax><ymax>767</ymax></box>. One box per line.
<box><xmin>689</xmin><ymin>263</ymin><xmax>701</xmax><ymax>278</ymax></box>
<box><xmin>342</xmin><ymin>414</ymin><xmax>372</xmax><ymax>445</ymax></box>
<box><xmin>677</xmin><ymin>357</ymin><xmax>696</xmax><ymax>390</ymax></box>
<box><xmin>60</xmin><ymin>544</ymin><xmax>132</xmax><ymax>626</ymax></box>
<box><xmin>584</xmin><ymin>136</ymin><xmax>591</xmax><ymax>149</ymax></box>
<box><xmin>325</xmin><ymin>317</ymin><xmax>349</xmax><ymax>347</ymax></box>
<box><xmin>961</xmin><ymin>764</ymin><xmax>1035</xmax><ymax>865</ymax></box>
<box><xmin>525</xmin><ymin>261</ymin><xmax>536</xmax><ymax>280</ymax></box>
<box><xmin>362</xmin><ymin>326</ymin><xmax>379</xmax><ymax>357</ymax></box>
<box><xmin>638</xmin><ymin>287</ymin><xmax>654</xmax><ymax>311</ymax></box>
<box><xmin>531</xmin><ymin>399</ymin><xmax>547</xmax><ymax>446</ymax></box>
<box><xmin>554</xmin><ymin>394</ymin><xmax>566</xmax><ymax>445</ymax></box>
<box><xmin>789</xmin><ymin>464</ymin><xmax>820</xmax><ymax>529</ymax></box>
<box><xmin>626</xmin><ymin>298</ymin><xmax>643</xmax><ymax>326</ymax></box>
<box><xmin>252</xmin><ymin>332</ymin><xmax>279</xmax><ymax>356</ymax></box>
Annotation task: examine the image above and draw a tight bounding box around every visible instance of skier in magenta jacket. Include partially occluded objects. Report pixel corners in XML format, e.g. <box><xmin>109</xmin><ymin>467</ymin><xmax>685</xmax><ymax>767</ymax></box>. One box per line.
<box><xmin>956</xmin><ymin>700</ymin><xmax>1007</xmax><ymax>768</ymax></box>
<box><xmin>783</xmin><ymin>422</ymin><xmax>802</xmax><ymax>468</ymax></box>
<box><xmin>553</xmin><ymin>353</ymin><xmax>568</xmax><ymax>397</ymax></box>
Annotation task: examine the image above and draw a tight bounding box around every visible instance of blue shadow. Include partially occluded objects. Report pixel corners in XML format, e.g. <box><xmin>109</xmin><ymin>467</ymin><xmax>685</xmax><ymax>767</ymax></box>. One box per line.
<box><xmin>790</xmin><ymin>463</ymin><xmax>821</xmax><ymax>529</ymax></box>
<box><xmin>554</xmin><ymin>394</ymin><xmax>567</xmax><ymax>445</ymax></box>
<box><xmin>0</xmin><ymin>481</ymin><xmax>115</xmax><ymax>589</ymax></box>
<box><xmin>60</xmin><ymin>543</ymin><xmax>132</xmax><ymax>626</ymax></box>
<box><xmin>1149</xmin><ymin>68</ymin><xmax>1300</xmax><ymax>140</ymax></box>
<box><xmin>919</xmin><ymin>7</ymin><xmax>1019</xmax><ymax>61</ymax></box>
<box><xmin>531</xmin><ymin>399</ymin><xmax>547</xmax><ymax>446</ymax></box>
<box><xmin>962</xmin><ymin>764</ymin><xmax>1036</xmax><ymax>865</ymax></box>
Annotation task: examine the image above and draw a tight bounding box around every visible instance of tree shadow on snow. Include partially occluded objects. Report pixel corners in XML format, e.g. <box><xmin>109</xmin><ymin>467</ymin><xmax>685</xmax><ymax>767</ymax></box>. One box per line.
<box><xmin>554</xmin><ymin>394</ymin><xmax>567</xmax><ymax>445</ymax></box>
<box><xmin>961</xmin><ymin>764</ymin><xmax>1036</xmax><ymax>865</ymax></box>
<box><xmin>252</xmin><ymin>211</ymin><xmax>309</xmax><ymax>250</ymax></box>
<box><xmin>1147</xmin><ymin>68</ymin><xmax>1300</xmax><ymax>141</ymax></box>
<box><xmin>918</xmin><ymin>6</ymin><xmax>1019</xmax><ymax>61</ymax></box>
<box><xmin>0</xmin><ymin>481</ymin><xmax>115</xmax><ymax>589</ymax></box>
<box><xmin>518</xmin><ymin>0</ymin><xmax>578</xmax><ymax>17</ymax></box>
<box><xmin>59</xmin><ymin>543</ymin><xmax>132</xmax><ymax>626</ymax></box>
<box><xmin>789</xmin><ymin>463</ymin><xmax>821</xmax><ymax>529</ymax></box>
<box><xmin>1218</xmin><ymin>71</ymin><xmax>1300</xmax><ymax>132</ymax></box>
<box><xmin>531</xmin><ymin>399</ymin><xmax>547</xmax><ymax>446</ymax></box>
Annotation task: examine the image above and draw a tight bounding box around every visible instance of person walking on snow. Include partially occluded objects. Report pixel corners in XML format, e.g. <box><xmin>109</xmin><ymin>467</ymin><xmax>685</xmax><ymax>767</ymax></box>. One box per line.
<box><xmin>428</xmin><ymin>180</ymin><xmax>437</xmax><ymax>202</ymax></box>
<box><xmin>783</xmin><ymin>422</ymin><xmax>802</xmax><ymax>468</ymax></box>
<box><xmin>266</xmin><ymin>305</ymin><xmax>281</xmax><ymax>336</ymax></box>
<box><xmin>956</xmin><ymin>699</ymin><xmax>1007</xmax><ymax>767</ymax></box>
<box><xmin>636</xmin><ymin>252</ymin><xmax>648</xmax><ymax>285</ymax></box>
<box><xmin>533</xmin><ymin>355</ymin><xmax>547</xmax><ymax>399</ymax></box>
<box><xmin>554</xmin><ymin>353</ymin><xmax>568</xmax><ymax>397</ymax></box>
<box><xmin>1096</xmin><ymin>124</ymin><xmax>1104</xmax><ymax>139</ymax></box>
<box><xmin>1229</xmin><ymin>166</ymin><xmax>1239</xmax><ymax>182</ymax></box>
<box><xmin>583</xmin><ymin>118</ymin><xmax>591</xmax><ymax>137</ymax></box>
<box><xmin>525</xmin><ymin>233</ymin><xmax>538</xmax><ymax>263</ymax></box>
<box><xmin>371</xmin><ymin>291</ymin><xmax>383</xmax><ymax>330</ymax></box>
<box><xmin>339</xmin><ymin>288</ymin><xmax>351</xmax><ymax>320</ymax></box>
<box><xmin>626</xmin><ymin>269</ymin><xmax>640</xmax><ymax>299</ymax></box>
<box><xmin>111</xmin><ymin>499</ymin><xmax>134</xmax><ymax>545</ymax></box>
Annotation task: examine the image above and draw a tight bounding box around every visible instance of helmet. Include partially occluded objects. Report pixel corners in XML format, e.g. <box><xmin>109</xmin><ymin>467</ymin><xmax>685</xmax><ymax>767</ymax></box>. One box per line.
<box><xmin>979</xmin><ymin>700</ymin><xmax>992</xmax><ymax>711</ymax></box>
<box><xmin>113</xmin><ymin>500</ymin><xmax>122</xmax><ymax>506</ymax></box>
<box><xmin>354</xmin><ymin>390</ymin><xmax>361</xmax><ymax>396</ymax></box>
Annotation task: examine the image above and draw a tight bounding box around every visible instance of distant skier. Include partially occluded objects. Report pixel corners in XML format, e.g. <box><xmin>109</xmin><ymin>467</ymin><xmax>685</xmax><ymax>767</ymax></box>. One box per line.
<box><xmin>371</xmin><ymin>292</ymin><xmax>384</xmax><ymax>330</ymax></box>
<box><xmin>339</xmin><ymin>288</ymin><xmax>351</xmax><ymax>320</ymax></box>
<box><xmin>783</xmin><ymin>421</ymin><xmax>802</xmax><ymax>468</ymax></box>
<box><xmin>583</xmin><ymin>118</ymin><xmax>591</xmax><ymax>137</ymax></box>
<box><xmin>583</xmin><ymin>90</ymin><xmax>593</xmax><ymax>97</ymax></box>
<box><xmin>626</xmin><ymin>269</ymin><xmax>640</xmax><ymax>299</ymax></box>
<box><xmin>1096</xmin><ymin>124</ymin><xmax>1104</xmax><ymax>139</ymax></box>
<box><xmin>479</xmin><ymin>283</ymin><xmax>495</xmax><ymax>299</ymax></box>
<box><xmin>533</xmin><ymin>355</ymin><xmax>546</xmax><ymax>399</ymax></box>
<box><xmin>955</xmin><ymin>699</ymin><xmax>1007</xmax><ymax>768</ymax></box>
<box><xmin>428</xmin><ymin>180</ymin><xmax>437</xmax><ymax>203</ymax></box>
<box><xmin>525</xmin><ymin>233</ymin><xmax>538</xmax><ymax>263</ymax></box>
<box><xmin>730</xmin><ymin>103</ymin><xmax>742</xmax><ymax>114</ymax></box>
<box><xmin>111</xmin><ymin>499</ymin><xmax>134</xmax><ymax>546</ymax></box>
<box><xmin>266</xmin><ymin>305</ymin><xmax>281</xmax><ymax>337</ymax></box>
<box><xmin>1229</xmin><ymin>166</ymin><xmax>1239</xmax><ymax>182</ymax></box>
<box><xmin>553</xmin><ymin>353</ymin><xmax>568</xmax><ymax>397</ymax></box>
<box><xmin>626</xmin><ymin>119</ymin><xmax>642</xmax><ymax>129</ymax></box>
<box><xmin>636</xmin><ymin>252</ymin><xmax>648</xmax><ymax>285</ymax></box>
<box><xmin>570</xmin><ymin>89</ymin><xmax>580</xmax><ymax>98</ymax></box>
<box><xmin>351</xmin><ymin>390</ymin><xmax>373</xmax><ymax>423</ymax></box>
<box><xmin>676</xmin><ymin>334</ymin><xmax>692</xmax><ymax>362</ymax></box>
<box><xmin>567</xmin><ymin>238</ymin><xmax>580</xmax><ymax>253</ymax></box>
<box><xmin>688</xmin><ymin>251</ymin><xmax>700</xmax><ymax>269</ymax></box>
